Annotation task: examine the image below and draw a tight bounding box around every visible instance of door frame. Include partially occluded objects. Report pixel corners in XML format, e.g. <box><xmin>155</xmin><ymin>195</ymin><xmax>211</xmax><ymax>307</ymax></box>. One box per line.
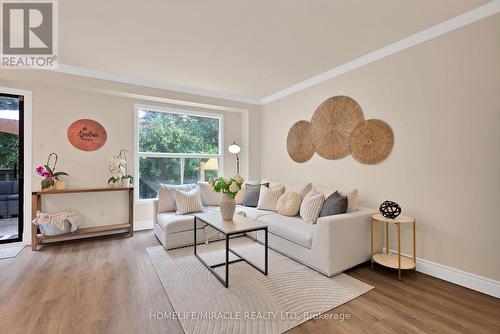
<box><xmin>0</xmin><ymin>87</ymin><xmax>32</xmax><ymax>248</ymax></box>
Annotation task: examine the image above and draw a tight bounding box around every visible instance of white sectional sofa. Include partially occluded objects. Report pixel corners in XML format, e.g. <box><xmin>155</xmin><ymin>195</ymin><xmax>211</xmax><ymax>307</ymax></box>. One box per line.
<box><xmin>153</xmin><ymin>184</ymin><xmax>375</xmax><ymax>277</ymax></box>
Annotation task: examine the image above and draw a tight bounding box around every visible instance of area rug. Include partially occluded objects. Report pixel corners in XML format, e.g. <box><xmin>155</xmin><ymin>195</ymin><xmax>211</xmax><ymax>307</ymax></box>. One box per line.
<box><xmin>0</xmin><ymin>245</ymin><xmax>24</xmax><ymax>259</ymax></box>
<box><xmin>147</xmin><ymin>237</ymin><xmax>373</xmax><ymax>334</ymax></box>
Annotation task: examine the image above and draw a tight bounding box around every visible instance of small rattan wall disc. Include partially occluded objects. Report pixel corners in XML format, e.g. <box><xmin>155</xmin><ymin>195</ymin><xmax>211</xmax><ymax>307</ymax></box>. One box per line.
<box><xmin>350</xmin><ymin>119</ymin><xmax>394</xmax><ymax>164</ymax></box>
<box><xmin>311</xmin><ymin>96</ymin><xmax>365</xmax><ymax>159</ymax></box>
<box><xmin>287</xmin><ymin>120</ymin><xmax>315</xmax><ymax>163</ymax></box>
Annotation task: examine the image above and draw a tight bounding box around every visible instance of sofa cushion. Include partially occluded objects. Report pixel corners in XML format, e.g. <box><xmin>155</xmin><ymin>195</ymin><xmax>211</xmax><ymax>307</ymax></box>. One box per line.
<box><xmin>315</xmin><ymin>186</ymin><xmax>359</xmax><ymax>212</ymax></box>
<box><xmin>198</xmin><ymin>181</ymin><xmax>221</xmax><ymax>206</ymax></box>
<box><xmin>158</xmin><ymin>183</ymin><xmax>197</xmax><ymax>213</ymax></box>
<box><xmin>276</xmin><ymin>191</ymin><xmax>301</xmax><ymax>216</ymax></box>
<box><xmin>12</xmin><ymin>182</ymin><xmax>19</xmax><ymax>194</ymax></box>
<box><xmin>257</xmin><ymin>185</ymin><xmax>283</xmax><ymax>211</ymax></box>
<box><xmin>235</xmin><ymin>205</ymin><xmax>275</xmax><ymax>220</ymax></box>
<box><xmin>257</xmin><ymin>214</ymin><xmax>316</xmax><ymax>249</ymax></box>
<box><xmin>300</xmin><ymin>189</ymin><xmax>325</xmax><ymax>224</ymax></box>
<box><xmin>235</xmin><ymin>185</ymin><xmax>245</xmax><ymax>205</ymax></box>
<box><xmin>340</xmin><ymin>189</ymin><xmax>359</xmax><ymax>212</ymax></box>
<box><xmin>156</xmin><ymin>212</ymin><xmax>204</xmax><ymax>234</ymax></box>
<box><xmin>8</xmin><ymin>194</ymin><xmax>18</xmax><ymax>200</ymax></box>
<box><xmin>283</xmin><ymin>183</ymin><xmax>312</xmax><ymax>199</ymax></box>
<box><xmin>243</xmin><ymin>182</ymin><xmax>269</xmax><ymax>207</ymax></box>
<box><xmin>0</xmin><ymin>181</ymin><xmax>12</xmax><ymax>195</ymax></box>
<box><xmin>320</xmin><ymin>191</ymin><xmax>347</xmax><ymax>217</ymax></box>
<box><xmin>175</xmin><ymin>188</ymin><xmax>204</xmax><ymax>215</ymax></box>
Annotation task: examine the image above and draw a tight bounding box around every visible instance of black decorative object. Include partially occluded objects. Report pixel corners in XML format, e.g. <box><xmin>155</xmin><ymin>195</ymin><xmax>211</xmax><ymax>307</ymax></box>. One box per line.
<box><xmin>379</xmin><ymin>200</ymin><xmax>401</xmax><ymax>219</ymax></box>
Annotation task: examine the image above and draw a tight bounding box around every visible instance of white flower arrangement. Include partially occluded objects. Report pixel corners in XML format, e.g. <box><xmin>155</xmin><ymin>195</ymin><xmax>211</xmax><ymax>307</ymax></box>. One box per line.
<box><xmin>209</xmin><ymin>174</ymin><xmax>244</xmax><ymax>199</ymax></box>
<box><xmin>108</xmin><ymin>149</ymin><xmax>133</xmax><ymax>184</ymax></box>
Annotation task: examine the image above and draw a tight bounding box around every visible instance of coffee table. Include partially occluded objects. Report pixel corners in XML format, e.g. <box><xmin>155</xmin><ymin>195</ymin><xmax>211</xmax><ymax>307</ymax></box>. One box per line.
<box><xmin>193</xmin><ymin>211</ymin><xmax>268</xmax><ymax>288</ymax></box>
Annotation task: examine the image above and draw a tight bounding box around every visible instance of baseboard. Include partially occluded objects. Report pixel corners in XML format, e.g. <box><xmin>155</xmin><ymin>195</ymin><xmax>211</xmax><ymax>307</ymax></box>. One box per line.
<box><xmin>382</xmin><ymin>248</ymin><xmax>500</xmax><ymax>298</ymax></box>
<box><xmin>134</xmin><ymin>220</ymin><xmax>153</xmax><ymax>231</ymax></box>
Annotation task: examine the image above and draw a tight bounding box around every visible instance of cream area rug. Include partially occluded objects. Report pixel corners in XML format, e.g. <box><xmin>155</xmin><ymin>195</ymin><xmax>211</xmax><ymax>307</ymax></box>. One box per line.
<box><xmin>147</xmin><ymin>237</ymin><xmax>373</xmax><ymax>334</ymax></box>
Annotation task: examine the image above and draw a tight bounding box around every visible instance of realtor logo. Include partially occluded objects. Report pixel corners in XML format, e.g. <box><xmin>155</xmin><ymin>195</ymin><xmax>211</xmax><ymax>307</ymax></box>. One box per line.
<box><xmin>1</xmin><ymin>0</ymin><xmax>58</xmax><ymax>68</ymax></box>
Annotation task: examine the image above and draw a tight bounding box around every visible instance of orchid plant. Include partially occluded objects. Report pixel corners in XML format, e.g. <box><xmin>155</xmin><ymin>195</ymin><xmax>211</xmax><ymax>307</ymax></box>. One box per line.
<box><xmin>209</xmin><ymin>174</ymin><xmax>244</xmax><ymax>199</ymax></box>
<box><xmin>108</xmin><ymin>149</ymin><xmax>133</xmax><ymax>184</ymax></box>
<box><xmin>36</xmin><ymin>153</ymin><xmax>69</xmax><ymax>190</ymax></box>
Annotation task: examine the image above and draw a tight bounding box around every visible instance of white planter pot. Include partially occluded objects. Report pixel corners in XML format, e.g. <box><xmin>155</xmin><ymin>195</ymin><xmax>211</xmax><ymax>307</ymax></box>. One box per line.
<box><xmin>121</xmin><ymin>178</ymin><xmax>132</xmax><ymax>188</ymax></box>
<box><xmin>220</xmin><ymin>193</ymin><xmax>235</xmax><ymax>221</ymax></box>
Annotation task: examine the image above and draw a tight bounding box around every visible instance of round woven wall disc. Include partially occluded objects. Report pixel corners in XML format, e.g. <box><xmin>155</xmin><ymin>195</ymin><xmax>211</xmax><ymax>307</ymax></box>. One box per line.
<box><xmin>350</xmin><ymin>119</ymin><xmax>394</xmax><ymax>164</ymax></box>
<box><xmin>287</xmin><ymin>120</ymin><xmax>315</xmax><ymax>163</ymax></box>
<box><xmin>311</xmin><ymin>96</ymin><xmax>365</xmax><ymax>159</ymax></box>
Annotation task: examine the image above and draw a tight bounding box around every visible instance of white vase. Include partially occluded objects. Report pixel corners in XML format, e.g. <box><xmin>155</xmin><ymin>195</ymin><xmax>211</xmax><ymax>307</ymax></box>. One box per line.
<box><xmin>220</xmin><ymin>193</ymin><xmax>236</xmax><ymax>221</ymax></box>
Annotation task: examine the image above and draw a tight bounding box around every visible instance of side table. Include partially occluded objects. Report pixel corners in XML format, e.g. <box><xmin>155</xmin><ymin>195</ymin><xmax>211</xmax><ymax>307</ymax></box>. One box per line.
<box><xmin>371</xmin><ymin>213</ymin><xmax>416</xmax><ymax>280</ymax></box>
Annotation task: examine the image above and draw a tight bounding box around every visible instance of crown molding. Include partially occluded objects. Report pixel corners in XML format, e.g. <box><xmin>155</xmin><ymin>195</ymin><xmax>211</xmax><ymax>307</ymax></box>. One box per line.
<box><xmin>261</xmin><ymin>0</ymin><xmax>500</xmax><ymax>105</ymax></box>
<box><xmin>48</xmin><ymin>1</ymin><xmax>499</xmax><ymax>107</ymax></box>
<box><xmin>51</xmin><ymin>64</ymin><xmax>262</xmax><ymax>105</ymax></box>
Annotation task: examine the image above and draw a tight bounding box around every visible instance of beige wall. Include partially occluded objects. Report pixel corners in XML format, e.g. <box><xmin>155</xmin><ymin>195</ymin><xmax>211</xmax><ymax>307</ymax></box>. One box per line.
<box><xmin>260</xmin><ymin>14</ymin><xmax>500</xmax><ymax>281</ymax></box>
<box><xmin>0</xmin><ymin>71</ymin><xmax>258</xmax><ymax>226</ymax></box>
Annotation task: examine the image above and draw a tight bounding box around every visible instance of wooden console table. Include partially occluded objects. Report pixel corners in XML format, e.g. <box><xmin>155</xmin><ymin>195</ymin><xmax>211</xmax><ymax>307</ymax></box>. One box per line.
<box><xmin>31</xmin><ymin>187</ymin><xmax>134</xmax><ymax>250</ymax></box>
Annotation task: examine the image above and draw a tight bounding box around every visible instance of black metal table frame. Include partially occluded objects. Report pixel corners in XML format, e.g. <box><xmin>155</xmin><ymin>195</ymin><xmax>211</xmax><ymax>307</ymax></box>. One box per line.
<box><xmin>194</xmin><ymin>216</ymin><xmax>268</xmax><ymax>288</ymax></box>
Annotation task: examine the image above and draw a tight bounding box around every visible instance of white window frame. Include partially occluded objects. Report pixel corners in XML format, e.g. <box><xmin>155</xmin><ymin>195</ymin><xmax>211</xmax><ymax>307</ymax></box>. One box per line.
<box><xmin>134</xmin><ymin>103</ymin><xmax>224</xmax><ymax>203</ymax></box>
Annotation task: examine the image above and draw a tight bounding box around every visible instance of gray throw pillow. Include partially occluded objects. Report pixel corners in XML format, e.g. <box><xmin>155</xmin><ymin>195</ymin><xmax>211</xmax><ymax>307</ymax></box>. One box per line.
<box><xmin>244</xmin><ymin>183</ymin><xmax>269</xmax><ymax>207</ymax></box>
<box><xmin>319</xmin><ymin>191</ymin><xmax>348</xmax><ymax>217</ymax></box>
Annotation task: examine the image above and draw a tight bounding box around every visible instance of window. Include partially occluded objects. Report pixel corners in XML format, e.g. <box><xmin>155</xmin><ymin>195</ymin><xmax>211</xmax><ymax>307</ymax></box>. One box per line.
<box><xmin>135</xmin><ymin>105</ymin><xmax>222</xmax><ymax>200</ymax></box>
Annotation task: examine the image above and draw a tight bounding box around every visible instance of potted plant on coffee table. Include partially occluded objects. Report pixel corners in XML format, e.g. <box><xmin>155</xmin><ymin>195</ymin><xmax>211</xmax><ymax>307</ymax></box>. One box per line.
<box><xmin>209</xmin><ymin>175</ymin><xmax>244</xmax><ymax>220</ymax></box>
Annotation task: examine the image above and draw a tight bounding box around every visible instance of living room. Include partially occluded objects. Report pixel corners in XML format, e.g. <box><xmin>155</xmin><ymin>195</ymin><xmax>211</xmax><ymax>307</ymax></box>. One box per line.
<box><xmin>0</xmin><ymin>1</ymin><xmax>499</xmax><ymax>333</ymax></box>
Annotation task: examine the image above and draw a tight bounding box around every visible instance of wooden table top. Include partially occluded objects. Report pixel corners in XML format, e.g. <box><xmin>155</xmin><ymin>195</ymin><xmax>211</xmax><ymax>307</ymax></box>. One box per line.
<box><xmin>32</xmin><ymin>187</ymin><xmax>133</xmax><ymax>195</ymax></box>
<box><xmin>194</xmin><ymin>211</ymin><xmax>266</xmax><ymax>235</ymax></box>
<box><xmin>372</xmin><ymin>213</ymin><xmax>415</xmax><ymax>223</ymax></box>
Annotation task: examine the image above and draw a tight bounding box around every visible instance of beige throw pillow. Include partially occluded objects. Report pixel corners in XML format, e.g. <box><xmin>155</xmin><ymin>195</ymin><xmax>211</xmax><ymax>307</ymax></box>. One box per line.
<box><xmin>235</xmin><ymin>186</ymin><xmax>245</xmax><ymax>205</ymax></box>
<box><xmin>285</xmin><ymin>183</ymin><xmax>313</xmax><ymax>198</ymax></box>
<box><xmin>198</xmin><ymin>181</ymin><xmax>221</xmax><ymax>206</ymax></box>
<box><xmin>174</xmin><ymin>188</ymin><xmax>204</xmax><ymax>215</ymax></box>
<box><xmin>257</xmin><ymin>185</ymin><xmax>284</xmax><ymax>211</ymax></box>
<box><xmin>276</xmin><ymin>191</ymin><xmax>301</xmax><ymax>216</ymax></box>
<box><xmin>300</xmin><ymin>189</ymin><xmax>325</xmax><ymax>224</ymax></box>
<box><xmin>157</xmin><ymin>183</ymin><xmax>197</xmax><ymax>213</ymax></box>
<box><xmin>339</xmin><ymin>188</ymin><xmax>359</xmax><ymax>211</ymax></box>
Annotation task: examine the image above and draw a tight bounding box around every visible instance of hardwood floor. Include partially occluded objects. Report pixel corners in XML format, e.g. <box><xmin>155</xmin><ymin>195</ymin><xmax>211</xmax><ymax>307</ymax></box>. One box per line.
<box><xmin>0</xmin><ymin>231</ymin><xmax>498</xmax><ymax>334</ymax></box>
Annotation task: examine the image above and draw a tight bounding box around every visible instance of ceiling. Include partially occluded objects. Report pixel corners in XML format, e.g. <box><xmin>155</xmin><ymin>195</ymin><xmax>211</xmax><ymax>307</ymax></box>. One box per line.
<box><xmin>59</xmin><ymin>0</ymin><xmax>490</xmax><ymax>101</ymax></box>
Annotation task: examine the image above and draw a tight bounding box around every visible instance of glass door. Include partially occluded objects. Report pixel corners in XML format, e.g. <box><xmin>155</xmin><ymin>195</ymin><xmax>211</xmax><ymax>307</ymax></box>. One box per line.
<box><xmin>0</xmin><ymin>93</ymin><xmax>23</xmax><ymax>243</ymax></box>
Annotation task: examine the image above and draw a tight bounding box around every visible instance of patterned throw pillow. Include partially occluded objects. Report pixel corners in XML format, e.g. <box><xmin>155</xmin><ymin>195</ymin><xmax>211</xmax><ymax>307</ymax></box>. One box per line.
<box><xmin>157</xmin><ymin>183</ymin><xmax>197</xmax><ymax>213</ymax></box>
<box><xmin>174</xmin><ymin>188</ymin><xmax>204</xmax><ymax>215</ymax></box>
<box><xmin>300</xmin><ymin>189</ymin><xmax>325</xmax><ymax>224</ymax></box>
<box><xmin>319</xmin><ymin>191</ymin><xmax>348</xmax><ymax>217</ymax></box>
<box><xmin>257</xmin><ymin>185</ymin><xmax>284</xmax><ymax>211</ymax></box>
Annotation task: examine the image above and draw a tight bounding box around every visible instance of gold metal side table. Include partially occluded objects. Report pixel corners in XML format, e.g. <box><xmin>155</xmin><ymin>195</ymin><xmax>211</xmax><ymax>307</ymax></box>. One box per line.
<box><xmin>371</xmin><ymin>213</ymin><xmax>416</xmax><ymax>280</ymax></box>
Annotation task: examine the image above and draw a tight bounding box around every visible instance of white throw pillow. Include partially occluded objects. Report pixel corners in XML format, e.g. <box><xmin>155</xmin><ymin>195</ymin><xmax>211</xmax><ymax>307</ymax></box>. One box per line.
<box><xmin>300</xmin><ymin>189</ymin><xmax>325</xmax><ymax>224</ymax></box>
<box><xmin>235</xmin><ymin>185</ymin><xmax>245</xmax><ymax>205</ymax></box>
<box><xmin>257</xmin><ymin>185</ymin><xmax>284</xmax><ymax>211</ymax></box>
<box><xmin>174</xmin><ymin>188</ymin><xmax>204</xmax><ymax>215</ymax></box>
<box><xmin>276</xmin><ymin>191</ymin><xmax>301</xmax><ymax>216</ymax></box>
<box><xmin>339</xmin><ymin>188</ymin><xmax>359</xmax><ymax>211</ymax></box>
<box><xmin>158</xmin><ymin>183</ymin><xmax>196</xmax><ymax>213</ymax></box>
<box><xmin>284</xmin><ymin>183</ymin><xmax>313</xmax><ymax>199</ymax></box>
<box><xmin>198</xmin><ymin>181</ymin><xmax>221</xmax><ymax>206</ymax></box>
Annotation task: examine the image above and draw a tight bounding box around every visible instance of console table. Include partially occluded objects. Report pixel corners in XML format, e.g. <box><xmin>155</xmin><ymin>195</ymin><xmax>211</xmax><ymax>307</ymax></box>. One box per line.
<box><xmin>31</xmin><ymin>187</ymin><xmax>134</xmax><ymax>250</ymax></box>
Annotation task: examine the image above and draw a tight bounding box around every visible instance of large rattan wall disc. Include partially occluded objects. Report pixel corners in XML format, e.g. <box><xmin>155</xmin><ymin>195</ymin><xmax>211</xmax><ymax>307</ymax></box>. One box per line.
<box><xmin>287</xmin><ymin>120</ymin><xmax>315</xmax><ymax>163</ymax></box>
<box><xmin>349</xmin><ymin>119</ymin><xmax>394</xmax><ymax>164</ymax></box>
<box><xmin>311</xmin><ymin>96</ymin><xmax>364</xmax><ymax>159</ymax></box>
